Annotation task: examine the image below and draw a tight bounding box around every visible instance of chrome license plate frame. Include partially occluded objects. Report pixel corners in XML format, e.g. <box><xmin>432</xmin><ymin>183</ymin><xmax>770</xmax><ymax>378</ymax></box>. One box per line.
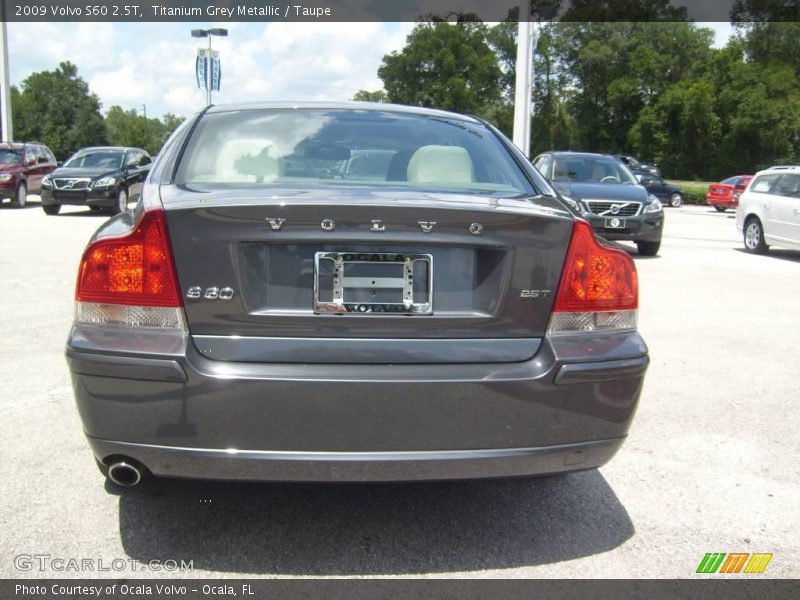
<box><xmin>314</xmin><ymin>252</ymin><xmax>433</xmax><ymax>315</ymax></box>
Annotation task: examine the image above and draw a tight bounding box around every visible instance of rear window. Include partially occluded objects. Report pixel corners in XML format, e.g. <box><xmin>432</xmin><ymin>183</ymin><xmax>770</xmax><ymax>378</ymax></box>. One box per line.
<box><xmin>774</xmin><ymin>174</ymin><xmax>800</xmax><ymax>198</ymax></box>
<box><xmin>175</xmin><ymin>108</ymin><xmax>533</xmax><ymax>196</ymax></box>
<box><xmin>721</xmin><ymin>177</ymin><xmax>739</xmax><ymax>185</ymax></box>
<box><xmin>750</xmin><ymin>174</ymin><xmax>780</xmax><ymax>194</ymax></box>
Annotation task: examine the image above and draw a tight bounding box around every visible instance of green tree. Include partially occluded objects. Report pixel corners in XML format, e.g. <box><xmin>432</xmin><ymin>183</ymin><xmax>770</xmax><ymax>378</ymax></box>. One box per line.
<box><xmin>378</xmin><ymin>16</ymin><xmax>502</xmax><ymax>115</ymax></box>
<box><xmin>11</xmin><ymin>62</ymin><xmax>107</xmax><ymax>160</ymax></box>
<box><xmin>352</xmin><ymin>90</ymin><xmax>387</xmax><ymax>102</ymax></box>
<box><xmin>629</xmin><ymin>80</ymin><xmax>721</xmax><ymax>179</ymax></box>
<box><xmin>555</xmin><ymin>22</ymin><xmax>714</xmax><ymax>154</ymax></box>
<box><xmin>732</xmin><ymin>1</ymin><xmax>800</xmax><ymax>76</ymax></box>
<box><xmin>486</xmin><ymin>19</ymin><xmax>576</xmax><ymax>153</ymax></box>
<box><xmin>160</xmin><ymin>113</ymin><xmax>186</xmax><ymax>147</ymax></box>
<box><xmin>105</xmin><ymin>107</ymin><xmax>185</xmax><ymax>155</ymax></box>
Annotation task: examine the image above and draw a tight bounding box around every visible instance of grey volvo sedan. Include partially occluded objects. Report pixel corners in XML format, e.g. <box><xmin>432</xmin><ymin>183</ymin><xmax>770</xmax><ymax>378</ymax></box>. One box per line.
<box><xmin>67</xmin><ymin>102</ymin><xmax>649</xmax><ymax>487</ymax></box>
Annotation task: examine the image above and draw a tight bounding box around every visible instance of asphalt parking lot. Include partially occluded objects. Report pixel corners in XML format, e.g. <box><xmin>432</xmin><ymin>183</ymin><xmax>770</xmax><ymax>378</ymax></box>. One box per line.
<box><xmin>1</xmin><ymin>198</ymin><xmax>798</xmax><ymax>579</ymax></box>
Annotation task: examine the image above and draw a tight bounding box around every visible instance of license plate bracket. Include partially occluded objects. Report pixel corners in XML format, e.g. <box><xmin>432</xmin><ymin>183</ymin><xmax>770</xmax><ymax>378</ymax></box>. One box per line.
<box><xmin>314</xmin><ymin>252</ymin><xmax>433</xmax><ymax>314</ymax></box>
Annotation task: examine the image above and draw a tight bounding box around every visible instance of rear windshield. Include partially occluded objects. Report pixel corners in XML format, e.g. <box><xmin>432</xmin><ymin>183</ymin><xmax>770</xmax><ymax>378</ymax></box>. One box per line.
<box><xmin>176</xmin><ymin>108</ymin><xmax>533</xmax><ymax>196</ymax></box>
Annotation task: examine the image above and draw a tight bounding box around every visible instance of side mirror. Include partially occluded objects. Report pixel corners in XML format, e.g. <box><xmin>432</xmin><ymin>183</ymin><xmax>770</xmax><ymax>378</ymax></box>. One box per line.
<box><xmin>26</xmin><ymin>157</ymin><xmax>36</xmax><ymax>166</ymax></box>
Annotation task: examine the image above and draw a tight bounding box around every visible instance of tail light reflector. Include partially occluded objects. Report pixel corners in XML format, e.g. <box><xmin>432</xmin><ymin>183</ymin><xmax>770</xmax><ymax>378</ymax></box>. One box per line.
<box><xmin>548</xmin><ymin>220</ymin><xmax>638</xmax><ymax>335</ymax></box>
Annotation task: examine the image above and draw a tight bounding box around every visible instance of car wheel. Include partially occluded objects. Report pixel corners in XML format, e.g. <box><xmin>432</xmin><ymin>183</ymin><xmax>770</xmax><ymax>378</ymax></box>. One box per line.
<box><xmin>112</xmin><ymin>187</ymin><xmax>128</xmax><ymax>214</ymax></box>
<box><xmin>714</xmin><ymin>206</ymin><xmax>727</xmax><ymax>213</ymax></box>
<box><xmin>42</xmin><ymin>204</ymin><xmax>61</xmax><ymax>215</ymax></box>
<box><xmin>669</xmin><ymin>193</ymin><xmax>683</xmax><ymax>208</ymax></box>
<box><xmin>11</xmin><ymin>181</ymin><xmax>27</xmax><ymax>208</ymax></box>
<box><xmin>636</xmin><ymin>240</ymin><xmax>661</xmax><ymax>256</ymax></box>
<box><xmin>743</xmin><ymin>217</ymin><xmax>768</xmax><ymax>254</ymax></box>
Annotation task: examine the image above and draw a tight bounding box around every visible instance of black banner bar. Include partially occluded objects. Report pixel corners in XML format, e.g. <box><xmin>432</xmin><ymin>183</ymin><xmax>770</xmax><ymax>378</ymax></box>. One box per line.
<box><xmin>2</xmin><ymin>0</ymin><xmax>799</xmax><ymax>23</ymax></box>
<box><xmin>3</xmin><ymin>579</ymin><xmax>800</xmax><ymax>600</ymax></box>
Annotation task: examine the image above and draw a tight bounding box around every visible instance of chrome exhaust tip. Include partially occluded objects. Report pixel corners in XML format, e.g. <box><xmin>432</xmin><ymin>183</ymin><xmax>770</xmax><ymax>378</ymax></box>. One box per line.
<box><xmin>107</xmin><ymin>461</ymin><xmax>142</xmax><ymax>487</ymax></box>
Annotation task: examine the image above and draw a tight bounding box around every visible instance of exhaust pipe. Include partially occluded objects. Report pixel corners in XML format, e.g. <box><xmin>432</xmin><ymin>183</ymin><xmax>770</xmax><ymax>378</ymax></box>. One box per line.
<box><xmin>107</xmin><ymin>461</ymin><xmax>142</xmax><ymax>487</ymax></box>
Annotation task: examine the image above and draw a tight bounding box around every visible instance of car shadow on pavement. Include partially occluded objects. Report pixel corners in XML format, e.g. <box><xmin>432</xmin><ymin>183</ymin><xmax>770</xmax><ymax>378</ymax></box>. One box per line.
<box><xmin>733</xmin><ymin>248</ymin><xmax>800</xmax><ymax>263</ymax></box>
<box><xmin>602</xmin><ymin>240</ymin><xmax>660</xmax><ymax>260</ymax></box>
<box><xmin>56</xmin><ymin>209</ymin><xmax>111</xmax><ymax>218</ymax></box>
<box><xmin>116</xmin><ymin>471</ymin><xmax>633</xmax><ymax>575</ymax></box>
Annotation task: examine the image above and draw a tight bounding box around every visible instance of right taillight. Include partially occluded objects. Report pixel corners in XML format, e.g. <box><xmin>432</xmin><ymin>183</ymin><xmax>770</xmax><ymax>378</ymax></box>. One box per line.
<box><xmin>547</xmin><ymin>219</ymin><xmax>638</xmax><ymax>335</ymax></box>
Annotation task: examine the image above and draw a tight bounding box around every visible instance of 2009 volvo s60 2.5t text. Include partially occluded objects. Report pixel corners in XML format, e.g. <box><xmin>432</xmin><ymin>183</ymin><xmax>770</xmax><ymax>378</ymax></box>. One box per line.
<box><xmin>67</xmin><ymin>102</ymin><xmax>649</xmax><ymax>488</ymax></box>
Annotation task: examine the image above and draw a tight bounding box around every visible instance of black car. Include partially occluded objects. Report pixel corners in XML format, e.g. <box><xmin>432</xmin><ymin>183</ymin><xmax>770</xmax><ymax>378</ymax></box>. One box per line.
<box><xmin>533</xmin><ymin>151</ymin><xmax>664</xmax><ymax>255</ymax></box>
<box><xmin>615</xmin><ymin>154</ymin><xmax>661</xmax><ymax>178</ymax></box>
<box><xmin>635</xmin><ymin>173</ymin><xmax>685</xmax><ymax>207</ymax></box>
<box><xmin>40</xmin><ymin>146</ymin><xmax>151</xmax><ymax>215</ymax></box>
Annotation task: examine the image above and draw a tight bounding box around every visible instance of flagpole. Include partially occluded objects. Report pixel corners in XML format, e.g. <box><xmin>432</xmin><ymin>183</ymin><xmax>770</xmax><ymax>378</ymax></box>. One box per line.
<box><xmin>192</xmin><ymin>28</ymin><xmax>227</xmax><ymax>107</ymax></box>
<box><xmin>0</xmin><ymin>19</ymin><xmax>13</xmax><ymax>142</ymax></box>
<box><xmin>207</xmin><ymin>35</ymin><xmax>212</xmax><ymax>106</ymax></box>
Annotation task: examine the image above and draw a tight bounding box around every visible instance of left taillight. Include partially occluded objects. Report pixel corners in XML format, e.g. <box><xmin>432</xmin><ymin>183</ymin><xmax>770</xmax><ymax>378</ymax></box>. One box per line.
<box><xmin>74</xmin><ymin>209</ymin><xmax>185</xmax><ymax>330</ymax></box>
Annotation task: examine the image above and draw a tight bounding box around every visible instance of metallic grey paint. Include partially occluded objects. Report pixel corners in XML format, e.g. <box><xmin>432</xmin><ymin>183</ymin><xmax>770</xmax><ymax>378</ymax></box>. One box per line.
<box><xmin>67</xmin><ymin>102</ymin><xmax>650</xmax><ymax>483</ymax></box>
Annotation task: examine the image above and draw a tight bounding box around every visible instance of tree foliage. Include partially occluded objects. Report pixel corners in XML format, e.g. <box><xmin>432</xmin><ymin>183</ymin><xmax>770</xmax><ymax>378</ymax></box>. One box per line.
<box><xmin>378</xmin><ymin>16</ymin><xmax>502</xmax><ymax>115</ymax></box>
<box><xmin>352</xmin><ymin>90</ymin><xmax>388</xmax><ymax>102</ymax></box>
<box><xmin>11</xmin><ymin>62</ymin><xmax>107</xmax><ymax>159</ymax></box>
<box><xmin>10</xmin><ymin>61</ymin><xmax>185</xmax><ymax>159</ymax></box>
<box><xmin>105</xmin><ymin>106</ymin><xmax>185</xmax><ymax>155</ymax></box>
<box><xmin>369</xmin><ymin>11</ymin><xmax>799</xmax><ymax>180</ymax></box>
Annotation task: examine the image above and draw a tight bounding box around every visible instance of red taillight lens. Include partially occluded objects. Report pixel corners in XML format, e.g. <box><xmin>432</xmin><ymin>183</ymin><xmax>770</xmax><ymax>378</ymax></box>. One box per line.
<box><xmin>76</xmin><ymin>209</ymin><xmax>181</xmax><ymax>307</ymax></box>
<box><xmin>553</xmin><ymin>220</ymin><xmax>638</xmax><ymax>313</ymax></box>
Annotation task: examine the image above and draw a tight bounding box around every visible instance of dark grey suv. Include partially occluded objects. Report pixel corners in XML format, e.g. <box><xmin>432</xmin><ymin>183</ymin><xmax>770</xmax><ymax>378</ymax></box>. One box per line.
<box><xmin>533</xmin><ymin>151</ymin><xmax>664</xmax><ymax>256</ymax></box>
<box><xmin>67</xmin><ymin>103</ymin><xmax>649</xmax><ymax>487</ymax></box>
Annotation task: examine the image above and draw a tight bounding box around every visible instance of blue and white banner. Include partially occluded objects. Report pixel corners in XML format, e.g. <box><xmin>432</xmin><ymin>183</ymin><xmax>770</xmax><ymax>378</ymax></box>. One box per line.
<box><xmin>210</xmin><ymin>50</ymin><xmax>221</xmax><ymax>91</ymax></box>
<box><xmin>195</xmin><ymin>48</ymin><xmax>208</xmax><ymax>90</ymax></box>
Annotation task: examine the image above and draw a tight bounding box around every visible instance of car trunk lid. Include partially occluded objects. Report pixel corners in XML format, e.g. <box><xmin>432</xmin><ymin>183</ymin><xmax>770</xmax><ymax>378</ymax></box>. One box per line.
<box><xmin>161</xmin><ymin>185</ymin><xmax>572</xmax><ymax>363</ymax></box>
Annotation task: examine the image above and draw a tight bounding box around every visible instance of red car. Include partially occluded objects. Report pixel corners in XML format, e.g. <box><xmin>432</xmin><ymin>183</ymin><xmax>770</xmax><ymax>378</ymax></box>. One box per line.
<box><xmin>706</xmin><ymin>175</ymin><xmax>753</xmax><ymax>212</ymax></box>
<box><xmin>0</xmin><ymin>142</ymin><xmax>58</xmax><ymax>208</ymax></box>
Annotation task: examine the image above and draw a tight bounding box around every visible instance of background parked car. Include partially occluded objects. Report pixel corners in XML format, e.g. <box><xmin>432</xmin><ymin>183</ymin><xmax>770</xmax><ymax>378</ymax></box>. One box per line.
<box><xmin>0</xmin><ymin>142</ymin><xmax>58</xmax><ymax>208</ymax></box>
<box><xmin>40</xmin><ymin>146</ymin><xmax>152</xmax><ymax>215</ymax></box>
<box><xmin>736</xmin><ymin>166</ymin><xmax>800</xmax><ymax>253</ymax></box>
<box><xmin>706</xmin><ymin>175</ymin><xmax>753</xmax><ymax>212</ymax></box>
<box><xmin>533</xmin><ymin>151</ymin><xmax>664</xmax><ymax>256</ymax></box>
<box><xmin>614</xmin><ymin>154</ymin><xmax>661</xmax><ymax>177</ymax></box>
<box><xmin>636</xmin><ymin>173</ymin><xmax>685</xmax><ymax>207</ymax></box>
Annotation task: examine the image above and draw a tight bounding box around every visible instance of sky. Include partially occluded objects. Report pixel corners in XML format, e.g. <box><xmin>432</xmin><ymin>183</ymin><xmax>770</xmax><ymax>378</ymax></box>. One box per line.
<box><xmin>7</xmin><ymin>21</ymin><xmax>735</xmax><ymax>121</ymax></box>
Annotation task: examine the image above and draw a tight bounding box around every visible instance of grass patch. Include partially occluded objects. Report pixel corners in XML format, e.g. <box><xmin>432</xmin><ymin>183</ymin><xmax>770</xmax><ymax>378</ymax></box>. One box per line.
<box><xmin>665</xmin><ymin>180</ymin><xmax>714</xmax><ymax>204</ymax></box>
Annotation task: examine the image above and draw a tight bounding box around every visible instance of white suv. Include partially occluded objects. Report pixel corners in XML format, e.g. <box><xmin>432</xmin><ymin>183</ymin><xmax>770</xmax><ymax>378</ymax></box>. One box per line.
<box><xmin>736</xmin><ymin>165</ymin><xmax>800</xmax><ymax>253</ymax></box>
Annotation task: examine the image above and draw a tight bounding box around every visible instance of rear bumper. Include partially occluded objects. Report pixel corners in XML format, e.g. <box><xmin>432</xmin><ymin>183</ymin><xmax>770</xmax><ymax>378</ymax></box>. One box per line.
<box><xmin>86</xmin><ymin>436</ymin><xmax>625</xmax><ymax>482</ymax></box>
<box><xmin>706</xmin><ymin>195</ymin><xmax>737</xmax><ymax>208</ymax></box>
<box><xmin>67</xmin><ymin>327</ymin><xmax>649</xmax><ymax>482</ymax></box>
<box><xmin>41</xmin><ymin>187</ymin><xmax>117</xmax><ymax>207</ymax></box>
